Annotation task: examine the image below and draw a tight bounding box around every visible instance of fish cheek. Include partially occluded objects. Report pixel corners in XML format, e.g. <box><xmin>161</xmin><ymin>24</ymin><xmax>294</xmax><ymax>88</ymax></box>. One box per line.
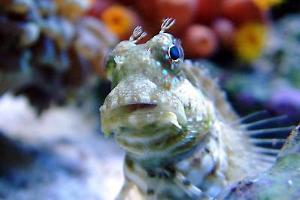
<box><xmin>105</xmin><ymin>56</ymin><xmax>124</xmax><ymax>88</ymax></box>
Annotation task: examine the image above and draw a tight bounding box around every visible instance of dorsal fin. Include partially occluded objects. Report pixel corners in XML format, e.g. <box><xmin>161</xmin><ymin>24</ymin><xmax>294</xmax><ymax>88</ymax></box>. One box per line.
<box><xmin>182</xmin><ymin>60</ymin><xmax>238</xmax><ymax>123</ymax></box>
<box><xmin>181</xmin><ymin>60</ymin><xmax>293</xmax><ymax>174</ymax></box>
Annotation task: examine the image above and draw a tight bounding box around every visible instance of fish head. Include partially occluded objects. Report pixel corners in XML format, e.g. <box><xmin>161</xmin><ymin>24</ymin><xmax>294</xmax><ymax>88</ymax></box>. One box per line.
<box><xmin>100</xmin><ymin>19</ymin><xmax>213</xmax><ymax>160</ymax></box>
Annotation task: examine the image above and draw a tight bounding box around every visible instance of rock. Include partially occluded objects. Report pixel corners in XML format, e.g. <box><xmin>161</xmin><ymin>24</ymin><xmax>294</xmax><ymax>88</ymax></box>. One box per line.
<box><xmin>0</xmin><ymin>95</ymin><xmax>124</xmax><ymax>200</ymax></box>
<box><xmin>220</xmin><ymin>125</ymin><xmax>300</xmax><ymax>200</ymax></box>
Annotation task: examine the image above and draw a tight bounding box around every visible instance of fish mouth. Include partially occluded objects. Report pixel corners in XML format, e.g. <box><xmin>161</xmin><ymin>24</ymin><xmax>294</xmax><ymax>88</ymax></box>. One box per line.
<box><xmin>123</xmin><ymin>103</ymin><xmax>158</xmax><ymax>112</ymax></box>
<box><xmin>100</xmin><ymin>101</ymin><xmax>187</xmax><ymax>137</ymax></box>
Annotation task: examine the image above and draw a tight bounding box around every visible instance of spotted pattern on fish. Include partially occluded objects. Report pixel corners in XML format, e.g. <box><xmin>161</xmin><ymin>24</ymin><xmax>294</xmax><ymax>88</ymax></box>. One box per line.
<box><xmin>100</xmin><ymin>18</ymin><xmax>285</xmax><ymax>200</ymax></box>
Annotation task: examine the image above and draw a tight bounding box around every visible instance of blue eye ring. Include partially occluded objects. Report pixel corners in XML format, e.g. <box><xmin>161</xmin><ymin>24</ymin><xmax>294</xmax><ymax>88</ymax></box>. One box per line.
<box><xmin>168</xmin><ymin>45</ymin><xmax>180</xmax><ymax>61</ymax></box>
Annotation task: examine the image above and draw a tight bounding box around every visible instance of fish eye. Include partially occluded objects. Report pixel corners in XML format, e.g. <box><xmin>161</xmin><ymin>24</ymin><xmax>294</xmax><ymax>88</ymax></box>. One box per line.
<box><xmin>168</xmin><ymin>45</ymin><xmax>180</xmax><ymax>61</ymax></box>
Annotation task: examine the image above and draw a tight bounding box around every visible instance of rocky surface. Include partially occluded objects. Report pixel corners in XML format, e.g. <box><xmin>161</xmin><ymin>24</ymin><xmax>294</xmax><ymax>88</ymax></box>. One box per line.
<box><xmin>0</xmin><ymin>94</ymin><xmax>124</xmax><ymax>200</ymax></box>
<box><xmin>220</xmin><ymin>125</ymin><xmax>300</xmax><ymax>200</ymax></box>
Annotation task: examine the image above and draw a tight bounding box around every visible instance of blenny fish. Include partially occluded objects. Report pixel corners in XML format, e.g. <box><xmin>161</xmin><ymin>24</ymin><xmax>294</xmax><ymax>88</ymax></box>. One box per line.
<box><xmin>100</xmin><ymin>18</ymin><xmax>291</xmax><ymax>200</ymax></box>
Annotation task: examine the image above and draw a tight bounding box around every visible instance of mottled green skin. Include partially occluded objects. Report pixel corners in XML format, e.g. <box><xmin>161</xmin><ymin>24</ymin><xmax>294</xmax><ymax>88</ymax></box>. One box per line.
<box><xmin>100</xmin><ymin>22</ymin><xmax>273</xmax><ymax>199</ymax></box>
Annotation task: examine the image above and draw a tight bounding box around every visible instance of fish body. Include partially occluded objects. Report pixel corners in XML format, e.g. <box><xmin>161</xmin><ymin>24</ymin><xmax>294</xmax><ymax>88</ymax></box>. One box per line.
<box><xmin>100</xmin><ymin>19</ymin><xmax>277</xmax><ymax>199</ymax></box>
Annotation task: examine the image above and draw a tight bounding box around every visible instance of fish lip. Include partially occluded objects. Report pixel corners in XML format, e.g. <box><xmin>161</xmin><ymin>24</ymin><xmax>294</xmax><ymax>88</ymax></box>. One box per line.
<box><xmin>100</xmin><ymin>102</ymin><xmax>159</xmax><ymax>116</ymax></box>
<box><xmin>121</xmin><ymin>103</ymin><xmax>158</xmax><ymax>113</ymax></box>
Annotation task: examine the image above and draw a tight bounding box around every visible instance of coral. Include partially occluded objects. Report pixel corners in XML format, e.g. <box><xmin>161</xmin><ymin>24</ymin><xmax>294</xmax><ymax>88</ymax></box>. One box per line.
<box><xmin>0</xmin><ymin>0</ymin><xmax>117</xmax><ymax>111</ymax></box>
<box><xmin>183</xmin><ymin>25</ymin><xmax>218</xmax><ymax>58</ymax></box>
<box><xmin>253</xmin><ymin>0</ymin><xmax>282</xmax><ymax>11</ymax></box>
<box><xmin>234</xmin><ymin>23</ymin><xmax>267</xmax><ymax>62</ymax></box>
<box><xmin>101</xmin><ymin>5</ymin><xmax>137</xmax><ymax>40</ymax></box>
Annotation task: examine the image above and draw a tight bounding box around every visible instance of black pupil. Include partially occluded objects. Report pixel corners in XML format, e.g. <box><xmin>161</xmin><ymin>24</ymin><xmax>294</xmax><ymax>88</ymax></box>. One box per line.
<box><xmin>169</xmin><ymin>46</ymin><xmax>180</xmax><ymax>60</ymax></box>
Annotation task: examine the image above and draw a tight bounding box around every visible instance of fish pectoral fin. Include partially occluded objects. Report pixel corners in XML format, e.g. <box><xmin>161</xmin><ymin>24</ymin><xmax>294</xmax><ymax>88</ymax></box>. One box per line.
<box><xmin>240</xmin><ymin>111</ymin><xmax>295</xmax><ymax>152</ymax></box>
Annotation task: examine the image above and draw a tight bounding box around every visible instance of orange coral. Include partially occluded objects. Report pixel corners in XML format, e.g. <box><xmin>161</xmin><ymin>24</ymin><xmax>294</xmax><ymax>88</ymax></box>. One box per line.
<box><xmin>101</xmin><ymin>5</ymin><xmax>136</xmax><ymax>39</ymax></box>
<box><xmin>252</xmin><ymin>0</ymin><xmax>282</xmax><ymax>10</ymax></box>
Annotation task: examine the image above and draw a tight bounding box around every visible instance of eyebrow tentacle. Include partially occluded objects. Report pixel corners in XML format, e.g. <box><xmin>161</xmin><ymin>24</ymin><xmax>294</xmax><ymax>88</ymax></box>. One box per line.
<box><xmin>160</xmin><ymin>18</ymin><xmax>176</xmax><ymax>33</ymax></box>
<box><xmin>129</xmin><ymin>26</ymin><xmax>147</xmax><ymax>43</ymax></box>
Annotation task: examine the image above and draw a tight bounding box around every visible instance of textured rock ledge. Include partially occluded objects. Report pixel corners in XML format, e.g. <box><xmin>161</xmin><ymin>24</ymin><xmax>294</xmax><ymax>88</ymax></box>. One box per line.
<box><xmin>220</xmin><ymin>125</ymin><xmax>300</xmax><ymax>200</ymax></box>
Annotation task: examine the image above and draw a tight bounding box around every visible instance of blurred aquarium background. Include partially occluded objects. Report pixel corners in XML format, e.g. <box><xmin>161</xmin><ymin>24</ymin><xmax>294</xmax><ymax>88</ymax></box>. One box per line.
<box><xmin>0</xmin><ymin>0</ymin><xmax>299</xmax><ymax>199</ymax></box>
